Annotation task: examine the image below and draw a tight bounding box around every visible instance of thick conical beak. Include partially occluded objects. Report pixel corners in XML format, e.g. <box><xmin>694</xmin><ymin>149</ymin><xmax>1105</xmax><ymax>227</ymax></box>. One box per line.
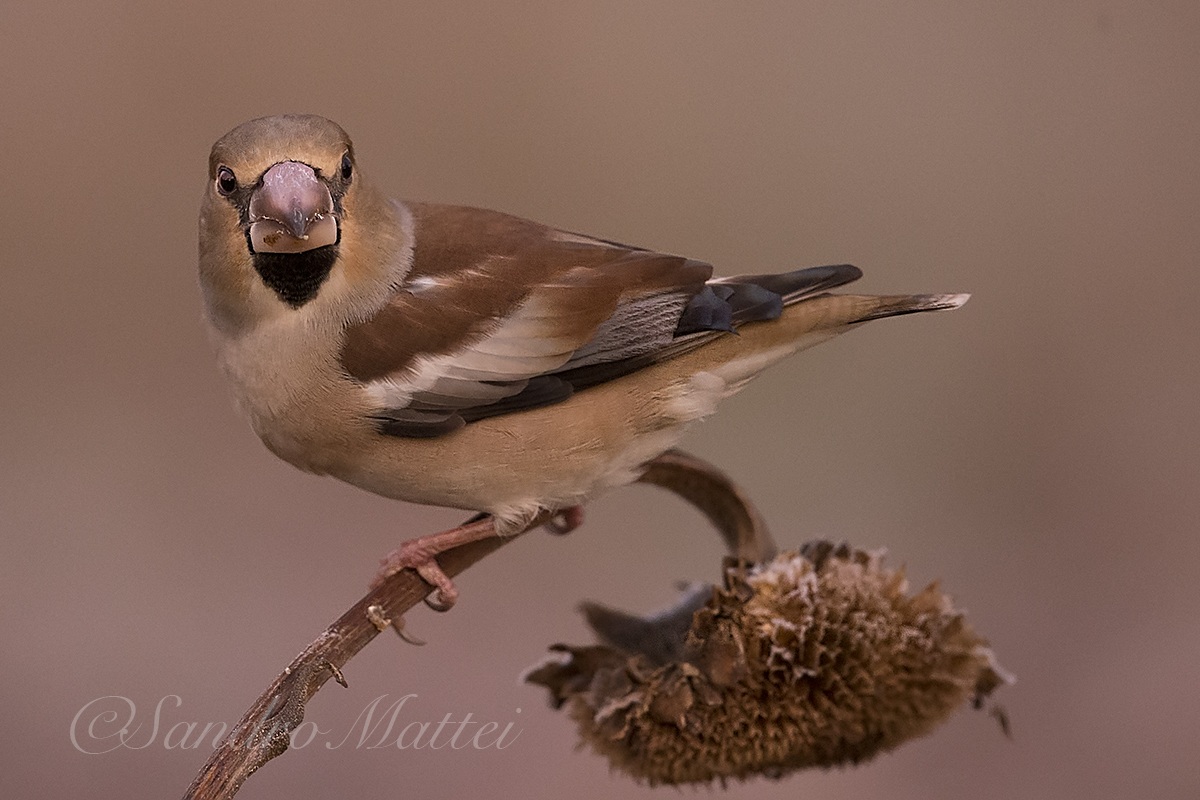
<box><xmin>248</xmin><ymin>161</ymin><xmax>338</xmax><ymax>254</ymax></box>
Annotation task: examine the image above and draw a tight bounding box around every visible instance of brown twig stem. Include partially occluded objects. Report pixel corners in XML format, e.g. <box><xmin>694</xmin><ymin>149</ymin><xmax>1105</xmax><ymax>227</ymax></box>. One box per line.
<box><xmin>182</xmin><ymin>449</ymin><xmax>767</xmax><ymax>799</ymax></box>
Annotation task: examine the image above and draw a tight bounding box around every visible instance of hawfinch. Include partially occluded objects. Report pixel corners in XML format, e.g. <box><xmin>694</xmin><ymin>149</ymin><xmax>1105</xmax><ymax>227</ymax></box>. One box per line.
<box><xmin>199</xmin><ymin>114</ymin><xmax>967</xmax><ymax>607</ymax></box>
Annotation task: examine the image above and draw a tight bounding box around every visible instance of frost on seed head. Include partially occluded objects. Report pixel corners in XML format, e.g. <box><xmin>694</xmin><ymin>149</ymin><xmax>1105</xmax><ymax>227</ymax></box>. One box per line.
<box><xmin>525</xmin><ymin>541</ymin><xmax>1011</xmax><ymax>786</ymax></box>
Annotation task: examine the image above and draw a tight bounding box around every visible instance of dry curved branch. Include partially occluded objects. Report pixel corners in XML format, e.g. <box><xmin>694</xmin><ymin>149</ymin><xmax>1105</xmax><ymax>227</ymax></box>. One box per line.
<box><xmin>181</xmin><ymin>449</ymin><xmax>767</xmax><ymax>799</ymax></box>
<box><xmin>638</xmin><ymin>449</ymin><xmax>776</xmax><ymax>563</ymax></box>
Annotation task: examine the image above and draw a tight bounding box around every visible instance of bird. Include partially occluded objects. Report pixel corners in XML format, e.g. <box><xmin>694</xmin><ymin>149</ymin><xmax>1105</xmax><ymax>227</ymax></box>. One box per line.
<box><xmin>198</xmin><ymin>114</ymin><xmax>968</xmax><ymax>609</ymax></box>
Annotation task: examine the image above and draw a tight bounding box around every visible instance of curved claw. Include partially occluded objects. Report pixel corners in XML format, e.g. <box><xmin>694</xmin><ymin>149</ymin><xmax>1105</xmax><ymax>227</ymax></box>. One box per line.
<box><xmin>544</xmin><ymin>505</ymin><xmax>585</xmax><ymax>536</ymax></box>
<box><xmin>416</xmin><ymin>561</ymin><xmax>460</xmax><ymax>612</ymax></box>
<box><xmin>391</xmin><ymin>617</ymin><xmax>427</xmax><ymax>646</ymax></box>
<box><xmin>424</xmin><ymin>593</ymin><xmax>456</xmax><ymax>612</ymax></box>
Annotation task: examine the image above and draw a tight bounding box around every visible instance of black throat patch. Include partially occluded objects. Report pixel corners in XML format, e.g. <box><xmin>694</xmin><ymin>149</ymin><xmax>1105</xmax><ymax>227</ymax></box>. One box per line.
<box><xmin>252</xmin><ymin>246</ymin><xmax>339</xmax><ymax>308</ymax></box>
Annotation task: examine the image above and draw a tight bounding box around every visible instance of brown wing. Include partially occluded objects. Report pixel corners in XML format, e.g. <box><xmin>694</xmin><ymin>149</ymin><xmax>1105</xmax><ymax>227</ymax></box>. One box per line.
<box><xmin>339</xmin><ymin>203</ymin><xmax>713</xmax><ymax>436</ymax></box>
<box><xmin>340</xmin><ymin>204</ymin><xmax>867</xmax><ymax>437</ymax></box>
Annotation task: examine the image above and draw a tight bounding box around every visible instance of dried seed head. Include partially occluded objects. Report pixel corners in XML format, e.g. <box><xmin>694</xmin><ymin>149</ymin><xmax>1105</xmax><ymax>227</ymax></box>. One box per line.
<box><xmin>525</xmin><ymin>541</ymin><xmax>1011</xmax><ymax>785</ymax></box>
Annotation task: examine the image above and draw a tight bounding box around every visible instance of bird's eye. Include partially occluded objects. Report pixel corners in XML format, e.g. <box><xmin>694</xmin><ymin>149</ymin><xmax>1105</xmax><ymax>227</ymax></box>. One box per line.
<box><xmin>216</xmin><ymin>166</ymin><xmax>237</xmax><ymax>196</ymax></box>
<box><xmin>339</xmin><ymin>153</ymin><xmax>353</xmax><ymax>182</ymax></box>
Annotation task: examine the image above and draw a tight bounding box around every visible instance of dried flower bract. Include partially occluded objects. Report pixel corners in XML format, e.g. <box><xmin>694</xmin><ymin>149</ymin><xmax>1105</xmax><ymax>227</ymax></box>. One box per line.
<box><xmin>526</xmin><ymin>541</ymin><xmax>1011</xmax><ymax>785</ymax></box>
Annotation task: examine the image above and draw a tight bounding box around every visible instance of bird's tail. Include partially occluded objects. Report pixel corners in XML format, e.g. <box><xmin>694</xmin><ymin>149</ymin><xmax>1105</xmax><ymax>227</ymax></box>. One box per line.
<box><xmin>832</xmin><ymin>291</ymin><xmax>971</xmax><ymax>320</ymax></box>
<box><xmin>687</xmin><ymin>286</ymin><xmax>970</xmax><ymax>394</ymax></box>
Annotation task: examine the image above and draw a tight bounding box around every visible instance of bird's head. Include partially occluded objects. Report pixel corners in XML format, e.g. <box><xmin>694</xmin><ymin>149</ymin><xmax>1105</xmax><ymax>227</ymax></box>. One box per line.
<box><xmin>200</xmin><ymin>114</ymin><xmax>394</xmax><ymax>320</ymax></box>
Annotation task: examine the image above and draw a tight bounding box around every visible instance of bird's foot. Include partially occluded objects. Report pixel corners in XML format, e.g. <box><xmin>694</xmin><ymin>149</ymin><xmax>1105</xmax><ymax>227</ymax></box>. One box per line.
<box><xmin>372</xmin><ymin>516</ymin><xmax>499</xmax><ymax>611</ymax></box>
<box><xmin>544</xmin><ymin>505</ymin><xmax>584</xmax><ymax>536</ymax></box>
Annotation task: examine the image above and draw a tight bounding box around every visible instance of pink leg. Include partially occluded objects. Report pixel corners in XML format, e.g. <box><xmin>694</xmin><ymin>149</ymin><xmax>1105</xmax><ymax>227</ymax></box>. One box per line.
<box><xmin>372</xmin><ymin>516</ymin><xmax>499</xmax><ymax>611</ymax></box>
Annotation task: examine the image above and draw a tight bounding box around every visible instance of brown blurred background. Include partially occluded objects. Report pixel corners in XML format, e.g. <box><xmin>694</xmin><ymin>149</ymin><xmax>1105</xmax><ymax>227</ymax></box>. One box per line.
<box><xmin>2</xmin><ymin>2</ymin><xmax>1198</xmax><ymax>798</ymax></box>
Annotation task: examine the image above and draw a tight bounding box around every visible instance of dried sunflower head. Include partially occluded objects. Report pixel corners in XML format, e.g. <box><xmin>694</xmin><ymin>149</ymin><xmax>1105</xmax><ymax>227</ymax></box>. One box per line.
<box><xmin>525</xmin><ymin>541</ymin><xmax>1011</xmax><ymax>786</ymax></box>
